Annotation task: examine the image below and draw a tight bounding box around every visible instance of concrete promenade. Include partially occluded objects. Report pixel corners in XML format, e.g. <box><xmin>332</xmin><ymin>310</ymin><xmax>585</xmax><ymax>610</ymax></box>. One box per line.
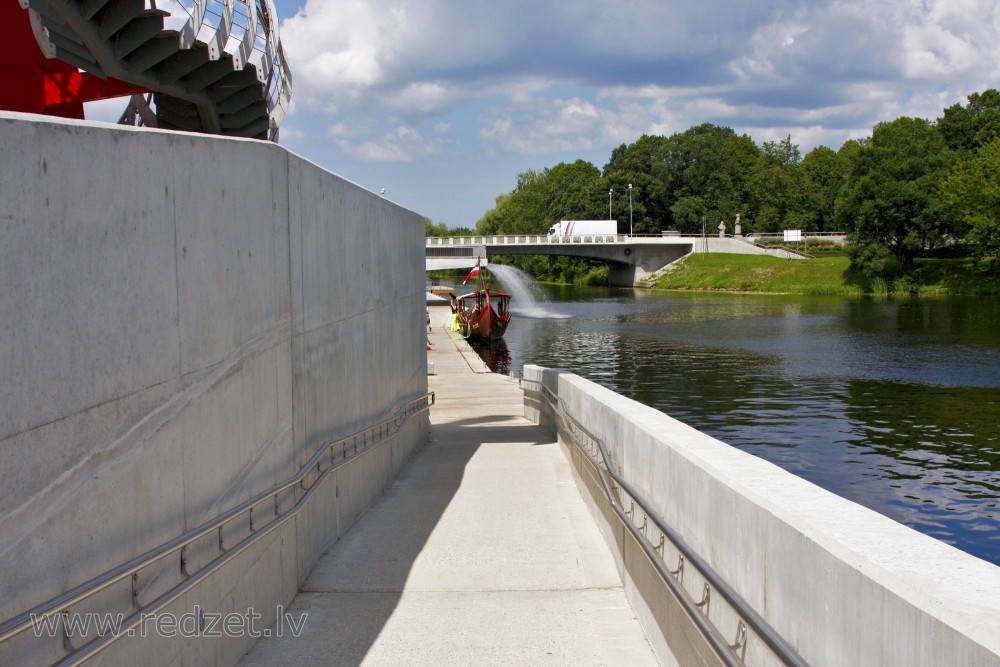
<box><xmin>239</xmin><ymin>320</ymin><xmax>657</xmax><ymax>665</ymax></box>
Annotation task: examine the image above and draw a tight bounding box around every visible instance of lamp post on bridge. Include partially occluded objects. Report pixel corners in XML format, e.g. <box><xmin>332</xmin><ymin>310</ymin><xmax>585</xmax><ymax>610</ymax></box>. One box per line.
<box><xmin>608</xmin><ymin>188</ymin><xmax>613</xmax><ymax>222</ymax></box>
<box><xmin>628</xmin><ymin>183</ymin><xmax>633</xmax><ymax>235</ymax></box>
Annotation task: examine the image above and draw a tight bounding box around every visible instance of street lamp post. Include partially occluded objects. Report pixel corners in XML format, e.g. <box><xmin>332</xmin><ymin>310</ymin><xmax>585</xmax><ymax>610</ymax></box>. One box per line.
<box><xmin>608</xmin><ymin>188</ymin><xmax>613</xmax><ymax>221</ymax></box>
<box><xmin>628</xmin><ymin>183</ymin><xmax>633</xmax><ymax>235</ymax></box>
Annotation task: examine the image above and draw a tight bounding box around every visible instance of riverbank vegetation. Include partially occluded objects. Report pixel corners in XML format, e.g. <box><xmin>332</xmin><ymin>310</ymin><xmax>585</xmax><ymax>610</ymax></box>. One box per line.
<box><xmin>429</xmin><ymin>89</ymin><xmax>1000</xmax><ymax>291</ymax></box>
<box><xmin>653</xmin><ymin>253</ymin><xmax>1000</xmax><ymax>296</ymax></box>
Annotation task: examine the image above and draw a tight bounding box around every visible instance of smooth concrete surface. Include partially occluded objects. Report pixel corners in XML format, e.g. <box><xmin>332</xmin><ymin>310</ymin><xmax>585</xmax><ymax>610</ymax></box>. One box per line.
<box><xmin>0</xmin><ymin>112</ymin><xmax>427</xmax><ymax>665</ymax></box>
<box><xmin>239</xmin><ymin>325</ymin><xmax>658</xmax><ymax>666</ymax></box>
<box><xmin>523</xmin><ymin>365</ymin><xmax>1000</xmax><ymax>667</ymax></box>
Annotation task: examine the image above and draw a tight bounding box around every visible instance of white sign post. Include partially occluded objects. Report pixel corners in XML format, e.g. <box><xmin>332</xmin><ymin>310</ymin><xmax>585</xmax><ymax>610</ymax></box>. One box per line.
<box><xmin>784</xmin><ymin>229</ymin><xmax>803</xmax><ymax>255</ymax></box>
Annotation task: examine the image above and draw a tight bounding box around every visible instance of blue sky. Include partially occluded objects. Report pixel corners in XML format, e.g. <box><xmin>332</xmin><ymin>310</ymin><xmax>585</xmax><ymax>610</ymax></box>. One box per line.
<box><xmin>88</xmin><ymin>1</ymin><xmax>1000</xmax><ymax>229</ymax></box>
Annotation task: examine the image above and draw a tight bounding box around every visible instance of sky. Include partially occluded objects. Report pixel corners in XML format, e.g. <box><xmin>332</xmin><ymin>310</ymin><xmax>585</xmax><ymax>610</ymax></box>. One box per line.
<box><xmin>89</xmin><ymin>0</ymin><xmax>1000</xmax><ymax>229</ymax></box>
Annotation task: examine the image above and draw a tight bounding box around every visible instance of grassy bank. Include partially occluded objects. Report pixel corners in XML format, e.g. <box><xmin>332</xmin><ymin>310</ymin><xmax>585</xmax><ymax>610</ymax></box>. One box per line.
<box><xmin>653</xmin><ymin>253</ymin><xmax>1000</xmax><ymax>295</ymax></box>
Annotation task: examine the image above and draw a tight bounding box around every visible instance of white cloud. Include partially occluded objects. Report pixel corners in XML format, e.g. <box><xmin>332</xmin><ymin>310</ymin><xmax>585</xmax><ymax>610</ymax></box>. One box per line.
<box><xmin>479</xmin><ymin>95</ymin><xmax>646</xmax><ymax>155</ymax></box>
<box><xmin>382</xmin><ymin>82</ymin><xmax>461</xmax><ymax>115</ymax></box>
<box><xmin>279</xmin><ymin>0</ymin><xmax>408</xmax><ymax>97</ymax></box>
<box><xmin>333</xmin><ymin>124</ymin><xmax>441</xmax><ymax>162</ymax></box>
<box><xmin>277</xmin><ymin>123</ymin><xmax>305</xmax><ymax>142</ymax></box>
<box><xmin>900</xmin><ymin>0</ymin><xmax>1000</xmax><ymax>82</ymax></box>
<box><xmin>277</xmin><ymin>0</ymin><xmax>1000</xmax><ymax>167</ymax></box>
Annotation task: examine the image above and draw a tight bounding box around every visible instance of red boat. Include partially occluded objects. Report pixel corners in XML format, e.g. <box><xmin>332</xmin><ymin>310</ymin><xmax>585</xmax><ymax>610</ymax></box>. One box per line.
<box><xmin>456</xmin><ymin>286</ymin><xmax>512</xmax><ymax>342</ymax></box>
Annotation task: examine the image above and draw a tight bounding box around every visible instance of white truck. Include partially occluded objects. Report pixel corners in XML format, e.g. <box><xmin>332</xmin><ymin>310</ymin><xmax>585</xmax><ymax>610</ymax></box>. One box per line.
<box><xmin>546</xmin><ymin>220</ymin><xmax>619</xmax><ymax>237</ymax></box>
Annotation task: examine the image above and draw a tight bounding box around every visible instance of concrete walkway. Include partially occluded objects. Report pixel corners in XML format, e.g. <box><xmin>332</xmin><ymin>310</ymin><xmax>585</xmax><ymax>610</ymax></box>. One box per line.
<box><xmin>239</xmin><ymin>315</ymin><xmax>657</xmax><ymax>666</ymax></box>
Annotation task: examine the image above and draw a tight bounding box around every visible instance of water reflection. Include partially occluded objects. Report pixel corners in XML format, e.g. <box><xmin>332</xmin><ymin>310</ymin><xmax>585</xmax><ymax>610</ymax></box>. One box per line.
<box><xmin>466</xmin><ymin>282</ymin><xmax>1000</xmax><ymax>566</ymax></box>
<box><xmin>468</xmin><ymin>338</ymin><xmax>512</xmax><ymax>375</ymax></box>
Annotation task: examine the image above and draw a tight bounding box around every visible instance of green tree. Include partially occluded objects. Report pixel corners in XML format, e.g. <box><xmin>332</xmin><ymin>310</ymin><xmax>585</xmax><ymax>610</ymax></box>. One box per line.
<box><xmin>475</xmin><ymin>161</ymin><xmax>608</xmax><ymax>283</ymax></box>
<box><xmin>602</xmin><ymin>126</ymin><xmax>760</xmax><ymax>234</ymax></box>
<box><xmin>940</xmin><ymin>136</ymin><xmax>1000</xmax><ymax>267</ymax></box>
<box><xmin>762</xmin><ymin>135</ymin><xmax>801</xmax><ymax>166</ymax></box>
<box><xmin>477</xmin><ymin>193</ymin><xmax>524</xmax><ymax>235</ymax></box>
<box><xmin>604</xmin><ymin>135</ymin><xmax>674</xmax><ymax>233</ymax></box>
<box><xmin>747</xmin><ymin>136</ymin><xmax>813</xmax><ymax>232</ymax></box>
<box><xmin>836</xmin><ymin>118</ymin><xmax>953</xmax><ymax>273</ymax></box>
<box><xmin>665</xmin><ymin>124</ymin><xmax>759</xmax><ymax>233</ymax></box>
<box><xmin>425</xmin><ymin>218</ymin><xmax>450</xmax><ymax>236</ymax></box>
<box><xmin>800</xmin><ymin>145</ymin><xmax>849</xmax><ymax>232</ymax></box>
<box><xmin>538</xmin><ymin>160</ymin><xmax>607</xmax><ymax>225</ymax></box>
<box><xmin>938</xmin><ymin>89</ymin><xmax>1000</xmax><ymax>152</ymax></box>
<box><xmin>476</xmin><ymin>161</ymin><xmax>605</xmax><ymax>236</ymax></box>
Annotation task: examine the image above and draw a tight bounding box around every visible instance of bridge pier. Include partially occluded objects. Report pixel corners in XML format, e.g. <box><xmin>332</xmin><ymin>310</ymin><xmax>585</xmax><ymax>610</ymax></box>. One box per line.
<box><xmin>615</xmin><ymin>243</ymin><xmax>692</xmax><ymax>286</ymax></box>
<box><xmin>608</xmin><ymin>263</ymin><xmax>637</xmax><ymax>287</ymax></box>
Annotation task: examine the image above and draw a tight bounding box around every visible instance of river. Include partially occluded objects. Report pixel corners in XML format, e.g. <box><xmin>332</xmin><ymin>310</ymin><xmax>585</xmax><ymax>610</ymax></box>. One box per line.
<box><xmin>459</xmin><ymin>266</ymin><xmax>1000</xmax><ymax>566</ymax></box>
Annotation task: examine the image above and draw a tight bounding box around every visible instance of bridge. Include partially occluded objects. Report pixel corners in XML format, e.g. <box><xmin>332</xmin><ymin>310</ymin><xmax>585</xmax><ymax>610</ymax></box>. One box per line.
<box><xmin>426</xmin><ymin>235</ymin><xmax>805</xmax><ymax>287</ymax></box>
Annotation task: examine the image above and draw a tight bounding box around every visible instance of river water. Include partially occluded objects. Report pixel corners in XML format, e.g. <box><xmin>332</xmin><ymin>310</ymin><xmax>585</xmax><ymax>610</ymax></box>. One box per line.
<box><xmin>462</xmin><ymin>266</ymin><xmax>1000</xmax><ymax>566</ymax></box>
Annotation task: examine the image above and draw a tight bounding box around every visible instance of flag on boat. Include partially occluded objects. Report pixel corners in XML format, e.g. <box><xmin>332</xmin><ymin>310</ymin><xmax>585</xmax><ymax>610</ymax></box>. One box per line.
<box><xmin>463</xmin><ymin>260</ymin><xmax>481</xmax><ymax>285</ymax></box>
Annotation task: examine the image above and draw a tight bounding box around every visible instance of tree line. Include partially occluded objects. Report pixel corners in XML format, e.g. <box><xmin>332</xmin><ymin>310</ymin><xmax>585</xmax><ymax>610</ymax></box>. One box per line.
<box><xmin>430</xmin><ymin>89</ymin><xmax>1000</xmax><ymax>282</ymax></box>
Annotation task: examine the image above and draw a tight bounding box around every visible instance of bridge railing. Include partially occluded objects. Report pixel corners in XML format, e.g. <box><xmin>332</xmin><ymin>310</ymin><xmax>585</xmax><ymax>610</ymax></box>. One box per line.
<box><xmin>427</xmin><ymin>233</ymin><xmax>845</xmax><ymax>246</ymax></box>
<box><xmin>427</xmin><ymin>234</ymin><xmax>660</xmax><ymax>248</ymax></box>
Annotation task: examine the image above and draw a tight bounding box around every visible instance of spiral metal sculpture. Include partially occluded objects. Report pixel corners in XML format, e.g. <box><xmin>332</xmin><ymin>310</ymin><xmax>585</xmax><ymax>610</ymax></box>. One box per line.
<box><xmin>6</xmin><ymin>0</ymin><xmax>292</xmax><ymax>141</ymax></box>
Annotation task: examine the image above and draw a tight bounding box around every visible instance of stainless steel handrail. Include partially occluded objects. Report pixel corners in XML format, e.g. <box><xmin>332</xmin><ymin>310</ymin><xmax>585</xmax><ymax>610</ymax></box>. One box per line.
<box><xmin>0</xmin><ymin>392</ymin><xmax>434</xmax><ymax>666</ymax></box>
<box><xmin>523</xmin><ymin>379</ymin><xmax>807</xmax><ymax>667</ymax></box>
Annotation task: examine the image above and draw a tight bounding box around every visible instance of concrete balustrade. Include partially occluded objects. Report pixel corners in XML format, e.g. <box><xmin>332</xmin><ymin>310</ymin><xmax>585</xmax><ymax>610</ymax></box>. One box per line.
<box><xmin>0</xmin><ymin>112</ymin><xmax>428</xmax><ymax>665</ymax></box>
<box><xmin>523</xmin><ymin>364</ymin><xmax>1000</xmax><ymax>667</ymax></box>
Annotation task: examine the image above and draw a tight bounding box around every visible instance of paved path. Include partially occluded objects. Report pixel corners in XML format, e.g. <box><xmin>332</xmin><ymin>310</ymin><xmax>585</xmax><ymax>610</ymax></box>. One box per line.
<box><xmin>240</xmin><ymin>312</ymin><xmax>657</xmax><ymax>666</ymax></box>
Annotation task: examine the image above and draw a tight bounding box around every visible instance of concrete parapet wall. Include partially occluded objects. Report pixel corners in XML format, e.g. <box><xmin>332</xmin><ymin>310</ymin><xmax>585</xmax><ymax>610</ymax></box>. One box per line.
<box><xmin>692</xmin><ymin>237</ymin><xmax>804</xmax><ymax>259</ymax></box>
<box><xmin>522</xmin><ymin>364</ymin><xmax>1000</xmax><ymax>666</ymax></box>
<box><xmin>0</xmin><ymin>112</ymin><xmax>428</xmax><ymax>664</ymax></box>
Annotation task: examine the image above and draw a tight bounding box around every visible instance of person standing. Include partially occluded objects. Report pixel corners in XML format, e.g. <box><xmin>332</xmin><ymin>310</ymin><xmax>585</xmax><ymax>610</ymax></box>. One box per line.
<box><xmin>448</xmin><ymin>294</ymin><xmax>460</xmax><ymax>331</ymax></box>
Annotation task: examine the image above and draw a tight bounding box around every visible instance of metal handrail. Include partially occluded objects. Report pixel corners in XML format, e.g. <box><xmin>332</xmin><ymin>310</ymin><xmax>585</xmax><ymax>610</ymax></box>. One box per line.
<box><xmin>425</xmin><ymin>235</ymin><xmax>690</xmax><ymax>247</ymax></box>
<box><xmin>425</xmin><ymin>233</ymin><xmax>846</xmax><ymax>248</ymax></box>
<box><xmin>523</xmin><ymin>379</ymin><xmax>807</xmax><ymax>667</ymax></box>
<box><xmin>0</xmin><ymin>392</ymin><xmax>434</xmax><ymax>666</ymax></box>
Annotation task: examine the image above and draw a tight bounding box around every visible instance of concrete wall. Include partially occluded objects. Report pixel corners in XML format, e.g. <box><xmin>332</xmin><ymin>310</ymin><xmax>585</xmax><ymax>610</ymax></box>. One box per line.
<box><xmin>0</xmin><ymin>112</ymin><xmax>428</xmax><ymax>665</ymax></box>
<box><xmin>523</xmin><ymin>365</ymin><xmax>1000</xmax><ymax>667</ymax></box>
<box><xmin>691</xmin><ymin>237</ymin><xmax>804</xmax><ymax>259</ymax></box>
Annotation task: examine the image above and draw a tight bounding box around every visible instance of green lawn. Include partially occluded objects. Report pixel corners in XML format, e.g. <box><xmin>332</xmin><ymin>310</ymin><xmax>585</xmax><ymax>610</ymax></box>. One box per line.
<box><xmin>653</xmin><ymin>253</ymin><xmax>1000</xmax><ymax>295</ymax></box>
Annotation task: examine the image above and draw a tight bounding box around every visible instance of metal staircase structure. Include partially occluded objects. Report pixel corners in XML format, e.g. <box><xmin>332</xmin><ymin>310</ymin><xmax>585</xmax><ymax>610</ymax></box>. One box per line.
<box><xmin>6</xmin><ymin>0</ymin><xmax>292</xmax><ymax>141</ymax></box>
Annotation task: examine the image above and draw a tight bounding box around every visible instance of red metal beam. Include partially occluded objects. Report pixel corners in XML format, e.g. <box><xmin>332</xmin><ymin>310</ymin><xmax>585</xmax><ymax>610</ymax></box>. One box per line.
<box><xmin>0</xmin><ymin>0</ymin><xmax>147</xmax><ymax>118</ymax></box>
